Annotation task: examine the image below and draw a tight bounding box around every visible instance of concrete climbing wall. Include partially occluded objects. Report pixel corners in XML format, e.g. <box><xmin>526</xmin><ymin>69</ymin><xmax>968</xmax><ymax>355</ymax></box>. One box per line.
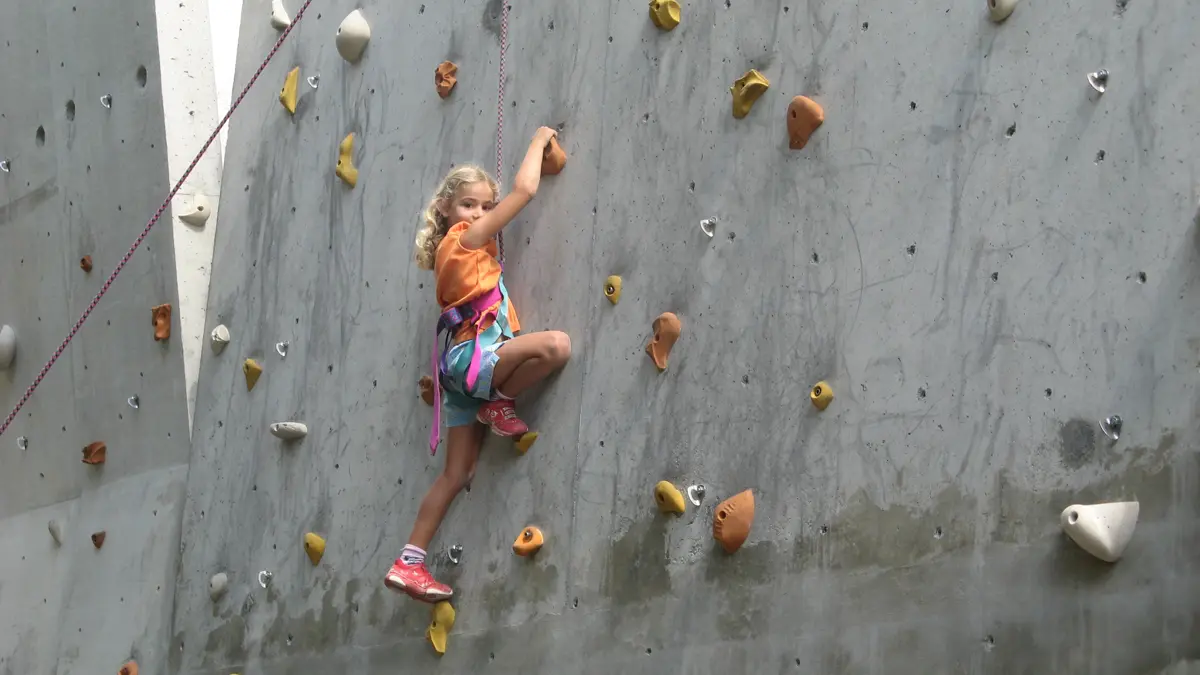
<box><xmin>0</xmin><ymin>1</ymin><xmax>192</xmax><ymax>674</ymax></box>
<box><xmin>179</xmin><ymin>0</ymin><xmax>1200</xmax><ymax>673</ymax></box>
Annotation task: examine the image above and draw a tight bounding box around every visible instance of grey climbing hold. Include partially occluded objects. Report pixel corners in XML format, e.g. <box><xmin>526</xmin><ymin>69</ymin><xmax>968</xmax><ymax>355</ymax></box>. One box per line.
<box><xmin>127</xmin><ymin>395</ymin><xmax>140</xmax><ymax>409</ymax></box>
<box><xmin>447</xmin><ymin>544</ymin><xmax>463</xmax><ymax>565</ymax></box>
<box><xmin>257</xmin><ymin>570</ymin><xmax>273</xmax><ymax>588</ymax></box>
<box><xmin>687</xmin><ymin>484</ymin><xmax>706</xmax><ymax>506</ymax></box>
<box><xmin>307</xmin><ymin>74</ymin><xmax>320</xmax><ymax>89</ymax></box>
<box><xmin>178</xmin><ymin>195</ymin><xmax>211</xmax><ymax>227</ymax></box>
<box><xmin>0</xmin><ymin>324</ymin><xmax>15</xmax><ymax>370</ymax></box>
<box><xmin>48</xmin><ymin>520</ymin><xmax>63</xmax><ymax>546</ymax></box>
<box><xmin>270</xmin><ymin>0</ymin><xmax>291</xmax><ymax>29</ymax></box>
<box><xmin>700</xmin><ymin>218</ymin><xmax>717</xmax><ymax>238</ymax></box>
<box><xmin>210</xmin><ymin>324</ymin><xmax>230</xmax><ymax>354</ymax></box>
<box><xmin>100</xmin><ymin>94</ymin><xmax>113</xmax><ymax>108</ymax></box>
<box><xmin>275</xmin><ymin>341</ymin><xmax>290</xmax><ymax>357</ymax></box>
<box><xmin>986</xmin><ymin>0</ymin><xmax>1019</xmax><ymax>22</ymax></box>
<box><xmin>270</xmin><ymin>422</ymin><xmax>308</xmax><ymax>440</ymax></box>
<box><xmin>209</xmin><ymin>572</ymin><xmax>229</xmax><ymax>600</ymax></box>
<box><xmin>335</xmin><ymin>9</ymin><xmax>371</xmax><ymax>63</ymax></box>
<box><xmin>1099</xmin><ymin>415</ymin><xmax>1122</xmax><ymax>441</ymax></box>
<box><xmin>1087</xmin><ymin>69</ymin><xmax>1109</xmax><ymax>94</ymax></box>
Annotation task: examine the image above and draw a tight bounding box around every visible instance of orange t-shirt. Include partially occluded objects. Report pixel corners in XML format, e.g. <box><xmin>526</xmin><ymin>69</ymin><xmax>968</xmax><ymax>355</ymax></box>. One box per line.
<box><xmin>434</xmin><ymin>221</ymin><xmax>521</xmax><ymax>343</ymax></box>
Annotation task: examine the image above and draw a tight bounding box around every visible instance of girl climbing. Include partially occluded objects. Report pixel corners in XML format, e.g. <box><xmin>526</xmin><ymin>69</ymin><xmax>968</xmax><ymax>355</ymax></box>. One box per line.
<box><xmin>384</xmin><ymin>126</ymin><xmax>573</xmax><ymax>602</ymax></box>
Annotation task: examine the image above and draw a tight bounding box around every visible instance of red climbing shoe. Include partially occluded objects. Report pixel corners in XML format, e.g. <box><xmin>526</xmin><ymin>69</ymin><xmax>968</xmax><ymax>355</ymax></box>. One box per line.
<box><xmin>476</xmin><ymin>399</ymin><xmax>529</xmax><ymax>437</ymax></box>
<box><xmin>384</xmin><ymin>560</ymin><xmax>453</xmax><ymax>602</ymax></box>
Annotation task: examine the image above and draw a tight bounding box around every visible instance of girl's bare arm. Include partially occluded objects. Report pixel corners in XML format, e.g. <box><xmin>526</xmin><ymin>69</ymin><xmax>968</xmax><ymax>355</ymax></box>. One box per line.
<box><xmin>461</xmin><ymin>127</ymin><xmax>557</xmax><ymax>250</ymax></box>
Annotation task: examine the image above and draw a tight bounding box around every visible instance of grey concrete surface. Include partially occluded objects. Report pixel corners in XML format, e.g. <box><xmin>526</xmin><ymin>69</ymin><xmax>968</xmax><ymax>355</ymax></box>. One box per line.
<box><xmin>0</xmin><ymin>1</ymin><xmax>191</xmax><ymax>674</ymax></box>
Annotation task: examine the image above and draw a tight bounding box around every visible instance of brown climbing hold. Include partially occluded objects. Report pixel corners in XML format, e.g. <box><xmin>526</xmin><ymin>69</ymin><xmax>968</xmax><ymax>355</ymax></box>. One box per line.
<box><xmin>649</xmin><ymin>0</ymin><xmax>681</xmax><ymax>30</ymax></box>
<box><xmin>541</xmin><ymin>136</ymin><xmax>566</xmax><ymax>176</ymax></box>
<box><xmin>419</xmin><ymin>375</ymin><xmax>435</xmax><ymax>405</ymax></box>
<box><xmin>119</xmin><ymin>662</ymin><xmax>138</xmax><ymax>675</ymax></box>
<box><xmin>91</xmin><ymin>531</ymin><xmax>106</xmax><ymax>549</ymax></box>
<box><xmin>645</xmin><ymin>312</ymin><xmax>682</xmax><ymax>372</ymax></box>
<box><xmin>514</xmin><ymin>431</ymin><xmax>538</xmax><ymax>455</ymax></box>
<box><xmin>730</xmin><ymin>69</ymin><xmax>769</xmax><ymax>119</ymax></box>
<box><xmin>513</xmin><ymin>525</ymin><xmax>544</xmax><ymax>556</ymax></box>
<box><xmin>151</xmin><ymin>303</ymin><xmax>171</xmax><ymax>342</ymax></box>
<box><xmin>435</xmin><ymin>61</ymin><xmax>458</xmax><ymax>98</ymax></box>
<box><xmin>787</xmin><ymin>95</ymin><xmax>824</xmax><ymax>150</ymax></box>
<box><xmin>82</xmin><ymin>441</ymin><xmax>107</xmax><ymax>465</ymax></box>
<box><xmin>243</xmin><ymin>358</ymin><xmax>263</xmax><ymax>391</ymax></box>
<box><xmin>80</xmin><ymin>255</ymin><xmax>93</xmax><ymax>272</ymax></box>
<box><xmin>712</xmin><ymin>489</ymin><xmax>754</xmax><ymax>553</ymax></box>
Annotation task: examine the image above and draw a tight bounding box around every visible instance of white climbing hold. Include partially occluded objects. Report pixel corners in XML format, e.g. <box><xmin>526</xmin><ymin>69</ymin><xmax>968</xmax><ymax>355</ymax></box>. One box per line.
<box><xmin>335</xmin><ymin>9</ymin><xmax>371</xmax><ymax>63</ymax></box>
<box><xmin>1060</xmin><ymin>501</ymin><xmax>1139</xmax><ymax>562</ymax></box>
<box><xmin>209</xmin><ymin>572</ymin><xmax>229</xmax><ymax>600</ymax></box>
<box><xmin>986</xmin><ymin>0</ymin><xmax>1019</xmax><ymax>22</ymax></box>
<box><xmin>48</xmin><ymin>520</ymin><xmax>63</xmax><ymax>546</ymax></box>
<box><xmin>270</xmin><ymin>0</ymin><xmax>291</xmax><ymax>30</ymax></box>
<box><xmin>0</xmin><ymin>324</ymin><xmax>16</xmax><ymax>370</ymax></box>
<box><xmin>179</xmin><ymin>194</ymin><xmax>211</xmax><ymax>227</ymax></box>
<box><xmin>210</xmin><ymin>325</ymin><xmax>230</xmax><ymax>353</ymax></box>
<box><xmin>270</xmin><ymin>422</ymin><xmax>308</xmax><ymax>440</ymax></box>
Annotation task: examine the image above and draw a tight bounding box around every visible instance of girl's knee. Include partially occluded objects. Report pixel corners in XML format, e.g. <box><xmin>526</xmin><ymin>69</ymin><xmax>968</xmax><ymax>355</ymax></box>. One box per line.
<box><xmin>546</xmin><ymin>331</ymin><xmax>572</xmax><ymax>366</ymax></box>
<box><xmin>441</xmin><ymin>465</ymin><xmax>473</xmax><ymax>494</ymax></box>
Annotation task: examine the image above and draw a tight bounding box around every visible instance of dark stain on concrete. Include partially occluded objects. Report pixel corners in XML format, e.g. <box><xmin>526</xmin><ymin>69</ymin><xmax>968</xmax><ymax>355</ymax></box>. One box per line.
<box><xmin>602</xmin><ymin>517</ymin><xmax>671</xmax><ymax>606</ymax></box>
<box><xmin>0</xmin><ymin>180</ymin><xmax>58</xmax><ymax>227</ymax></box>
<box><xmin>479</xmin><ymin>560</ymin><xmax>560</xmax><ymax>623</ymax></box>
<box><xmin>481</xmin><ymin>0</ymin><xmax>504</xmax><ymax>37</ymax></box>
<box><xmin>1059</xmin><ymin>418</ymin><xmax>1097</xmax><ymax>469</ymax></box>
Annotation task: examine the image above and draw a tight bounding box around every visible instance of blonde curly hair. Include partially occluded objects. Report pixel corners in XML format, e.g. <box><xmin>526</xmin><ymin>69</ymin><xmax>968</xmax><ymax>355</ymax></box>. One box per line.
<box><xmin>414</xmin><ymin>164</ymin><xmax>499</xmax><ymax>270</ymax></box>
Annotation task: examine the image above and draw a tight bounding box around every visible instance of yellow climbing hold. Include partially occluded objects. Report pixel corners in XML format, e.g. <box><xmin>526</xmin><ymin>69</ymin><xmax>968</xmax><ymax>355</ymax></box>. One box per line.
<box><xmin>649</xmin><ymin>0</ymin><xmax>681</xmax><ymax>30</ymax></box>
<box><xmin>279</xmin><ymin>66</ymin><xmax>299</xmax><ymax>114</ymax></box>
<box><xmin>654</xmin><ymin>480</ymin><xmax>686</xmax><ymax>514</ymax></box>
<box><xmin>730</xmin><ymin>69</ymin><xmax>769</xmax><ymax>119</ymax></box>
<box><xmin>426</xmin><ymin>601</ymin><xmax>456</xmax><ymax>655</ymax></box>
<box><xmin>243</xmin><ymin>358</ymin><xmax>263</xmax><ymax>391</ymax></box>
<box><xmin>515</xmin><ymin>431</ymin><xmax>539</xmax><ymax>455</ymax></box>
<box><xmin>604</xmin><ymin>275</ymin><xmax>622</xmax><ymax>304</ymax></box>
<box><xmin>304</xmin><ymin>532</ymin><xmax>325</xmax><ymax>565</ymax></box>
<box><xmin>335</xmin><ymin>133</ymin><xmax>358</xmax><ymax>187</ymax></box>
<box><xmin>810</xmin><ymin>380</ymin><xmax>834</xmax><ymax>410</ymax></box>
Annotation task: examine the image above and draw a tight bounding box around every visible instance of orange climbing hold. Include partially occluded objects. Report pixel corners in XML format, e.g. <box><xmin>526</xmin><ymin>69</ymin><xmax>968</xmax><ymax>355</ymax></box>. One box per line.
<box><xmin>712</xmin><ymin>489</ymin><xmax>754</xmax><ymax>553</ymax></box>
<box><xmin>118</xmin><ymin>662</ymin><xmax>138</xmax><ymax>675</ymax></box>
<box><xmin>513</xmin><ymin>525</ymin><xmax>544</xmax><ymax>556</ymax></box>
<box><xmin>80</xmin><ymin>255</ymin><xmax>93</xmax><ymax>272</ymax></box>
<box><xmin>91</xmin><ymin>531</ymin><xmax>107</xmax><ymax>549</ymax></box>
<box><xmin>82</xmin><ymin>441</ymin><xmax>107</xmax><ymax>465</ymax></box>
<box><xmin>152</xmin><ymin>303</ymin><xmax>172</xmax><ymax>342</ymax></box>
<box><xmin>419</xmin><ymin>375</ymin><xmax>435</xmax><ymax>405</ymax></box>
<box><xmin>541</xmin><ymin>136</ymin><xmax>566</xmax><ymax>175</ymax></box>
<box><xmin>786</xmin><ymin>96</ymin><xmax>824</xmax><ymax>150</ymax></box>
<box><xmin>645</xmin><ymin>312</ymin><xmax>682</xmax><ymax>371</ymax></box>
<box><xmin>435</xmin><ymin>61</ymin><xmax>458</xmax><ymax>98</ymax></box>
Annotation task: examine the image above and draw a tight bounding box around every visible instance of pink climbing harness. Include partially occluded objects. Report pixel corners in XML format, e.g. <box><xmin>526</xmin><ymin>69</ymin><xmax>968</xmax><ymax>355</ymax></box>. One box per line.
<box><xmin>429</xmin><ymin>285</ymin><xmax>505</xmax><ymax>454</ymax></box>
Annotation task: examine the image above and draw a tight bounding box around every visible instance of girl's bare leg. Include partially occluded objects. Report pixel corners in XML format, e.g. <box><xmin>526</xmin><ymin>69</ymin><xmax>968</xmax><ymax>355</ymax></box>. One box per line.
<box><xmin>490</xmin><ymin>330</ymin><xmax>572</xmax><ymax>397</ymax></box>
<box><xmin>406</xmin><ymin>422</ymin><xmax>485</xmax><ymax>549</ymax></box>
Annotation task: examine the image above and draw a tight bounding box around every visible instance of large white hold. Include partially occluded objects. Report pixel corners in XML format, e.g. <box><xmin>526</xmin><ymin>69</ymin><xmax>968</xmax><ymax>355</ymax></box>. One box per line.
<box><xmin>179</xmin><ymin>194</ymin><xmax>212</xmax><ymax>227</ymax></box>
<box><xmin>987</xmin><ymin>0</ymin><xmax>1019</xmax><ymax>22</ymax></box>
<box><xmin>270</xmin><ymin>422</ymin><xmax>308</xmax><ymax>440</ymax></box>
<box><xmin>0</xmin><ymin>324</ymin><xmax>16</xmax><ymax>370</ymax></box>
<box><xmin>270</xmin><ymin>0</ymin><xmax>291</xmax><ymax>30</ymax></box>
<box><xmin>335</xmin><ymin>9</ymin><xmax>371</xmax><ymax>63</ymax></box>
<box><xmin>210</xmin><ymin>324</ymin><xmax>230</xmax><ymax>353</ymax></box>
<box><xmin>1060</xmin><ymin>501</ymin><xmax>1139</xmax><ymax>562</ymax></box>
<box><xmin>209</xmin><ymin>572</ymin><xmax>229</xmax><ymax>600</ymax></box>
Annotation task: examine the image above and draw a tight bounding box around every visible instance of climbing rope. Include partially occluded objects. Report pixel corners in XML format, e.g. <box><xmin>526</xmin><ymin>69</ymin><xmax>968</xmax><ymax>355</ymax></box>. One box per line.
<box><xmin>495</xmin><ymin>1</ymin><xmax>510</xmax><ymax>265</ymax></box>
<box><xmin>0</xmin><ymin>0</ymin><xmax>316</xmax><ymax>439</ymax></box>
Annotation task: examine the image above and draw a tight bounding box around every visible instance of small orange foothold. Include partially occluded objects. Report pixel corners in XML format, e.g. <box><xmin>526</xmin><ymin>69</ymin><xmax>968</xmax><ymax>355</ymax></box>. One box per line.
<box><xmin>91</xmin><ymin>531</ymin><xmax>106</xmax><ymax>549</ymax></box>
<box><xmin>435</xmin><ymin>61</ymin><xmax>458</xmax><ymax>98</ymax></box>
<box><xmin>152</xmin><ymin>303</ymin><xmax>172</xmax><ymax>342</ymax></box>
<box><xmin>82</xmin><ymin>441</ymin><xmax>107</xmax><ymax>465</ymax></box>
<box><xmin>645</xmin><ymin>312</ymin><xmax>682</xmax><ymax>372</ymax></box>
<box><xmin>541</xmin><ymin>136</ymin><xmax>566</xmax><ymax>175</ymax></box>
<box><xmin>512</xmin><ymin>525</ymin><xmax>544</xmax><ymax>556</ymax></box>
<box><xmin>80</xmin><ymin>255</ymin><xmax>93</xmax><ymax>272</ymax></box>
<box><xmin>712</xmin><ymin>489</ymin><xmax>755</xmax><ymax>553</ymax></box>
<box><xmin>119</xmin><ymin>662</ymin><xmax>138</xmax><ymax>675</ymax></box>
<box><xmin>787</xmin><ymin>95</ymin><xmax>824</xmax><ymax>150</ymax></box>
<box><xmin>419</xmin><ymin>375</ymin><xmax>435</xmax><ymax>405</ymax></box>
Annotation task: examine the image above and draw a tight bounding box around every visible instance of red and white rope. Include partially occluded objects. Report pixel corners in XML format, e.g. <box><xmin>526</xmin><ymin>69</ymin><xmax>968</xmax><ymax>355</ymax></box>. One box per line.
<box><xmin>495</xmin><ymin>1</ymin><xmax>510</xmax><ymax>265</ymax></box>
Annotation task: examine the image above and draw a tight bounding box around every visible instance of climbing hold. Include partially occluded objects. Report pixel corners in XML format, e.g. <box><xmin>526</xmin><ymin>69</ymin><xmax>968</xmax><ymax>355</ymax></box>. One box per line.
<box><xmin>304</xmin><ymin>532</ymin><xmax>326</xmax><ymax>565</ymax></box>
<box><xmin>1087</xmin><ymin>69</ymin><xmax>1109</xmax><ymax>94</ymax></box>
<box><xmin>515</xmin><ymin>431</ymin><xmax>539</xmax><ymax>455</ymax></box>
<box><xmin>512</xmin><ymin>526</ymin><xmax>544</xmax><ymax>556</ymax></box>
<box><xmin>604</xmin><ymin>275</ymin><xmax>622</xmax><ymax>304</ymax></box>
<box><xmin>653</xmin><ymin>480</ymin><xmax>686</xmax><ymax>514</ymax></box>
<box><xmin>730</xmin><ymin>69</ymin><xmax>769</xmax><ymax>119</ymax></box>
<box><xmin>243</xmin><ymin>358</ymin><xmax>263</xmax><ymax>391</ymax></box>
<box><xmin>210</xmin><ymin>325</ymin><xmax>230</xmax><ymax>353</ymax></box>
<box><xmin>542</xmin><ymin>136</ymin><xmax>567</xmax><ymax>176</ymax></box>
<box><xmin>426</xmin><ymin>601</ymin><xmax>456</xmax><ymax>655</ymax></box>
<box><xmin>81</xmin><ymin>441</ymin><xmax>107</xmax><ymax>465</ymax></box>
<box><xmin>270</xmin><ymin>0</ymin><xmax>291</xmax><ymax>30</ymax></box>
<box><xmin>91</xmin><ymin>531</ymin><xmax>106</xmax><ymax>549</ymax></box>
<box><xmin>335</xmin><ymin>133</ymin><xmax>358</xmax><ymax>188</ymax></box>
<box><xmin>435</xmin><ymin>61</ymin><xmax>458</xmax><ymax>98</ymax></box>
<box><xmin>687</xmin><ymin>483</ymin><xmax>706</xmax><ymax>506</ymax></box>
<box><xmin>418</xmin><ymin>375</ymin><xmax>435</xmax><ymax>405</ymax></box>
<box><xmin>1060</xmin><ymin>501</ymin><xmax>1139</xmax><ymax>562</ymax></box>
<box><xmin>80</xmin><ymin>255</ymin><xmax>93</xmax><ymax>272</ymax></box>
<box><xmin>179</xmin><ymin>194</ymin><xmax>211</xmax><ymax>227</ymax></box>
<box><xmin>209</xmin><ymin>572</ymin><xmax>229</xmax><ymax>600</ymax></box>
<box><xmin>712</xmin><ymin>489</ymin><xmax>755</xmax><ymax>553</ymax></box>
<box><xmin>1099</xmin><ymin>415</ymin><xmax>1122</xmax><ymax>441</ymax></box>
<box><xmin>335</xmin><ymin>9</ymin><xmax>371</xmax><ymax>63</ymax></box>
<box><xmin>118</xmin><ymin>662</ymin><xmax>138</xmax><ymax>675</ymax></box>
<box><xmin>152</xmin><ymin>303</ymin><xmax>172</xmax><ymax>342</ymax></box>
<box><xmin>987</xmin><ymin>0</ymin><xmax>1019</xmax><ymax>22</ymax></box>
<box><xmin>48</xmin><ymin>520</ymin><xmax>63</xmax><ymax>546</ymax></box>
<box><xmin>270</xmin><ymin>422</ymin><xmax>308</xmax><ymax>440</ymax></box>
<box><xmin>810</xmin><ymin>381</ymin><xmax>834</xmax><ymax>410</ymax></box>
<box><xmin>700</xmin><ymin>218</ymin><xmax>717</xmax><ymax>238</ymax></box>
<box><xmin>0</xmin><ymin>324</ymin><xmax>16</xmax><ymax>371</ymax></box>
<box><xmin>786</xmin><ymin>96</ymin><xmax>824</xmax><ymax>150</ymax></box>
<box><xmin>649</xmin><ymin>0</ymin><xmax>681</xmax><ymax>30</ymax></box>
<box><xmin>279</xmin><ymin>66</ymin><xmax>300</xmax><ymax>114</ymax></box>
<box><xmin>645</xmin><ymin>312</ymin><xmax>682</xmax><ymax>372</ymax></box>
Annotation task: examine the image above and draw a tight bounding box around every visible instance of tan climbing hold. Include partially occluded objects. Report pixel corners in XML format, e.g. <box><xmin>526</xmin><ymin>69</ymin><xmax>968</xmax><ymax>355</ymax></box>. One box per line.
<box><xmin>211</xmin><ymin>324</ymin><xmax>230</xmax><ymax>353</ymax></box>
<box><xmin>335</xmin><ymin>9</ymin><xmax>371</xmax><ymax>63</ymax></box>
<box><xmin>731</xmin><ymin>69</ymin><xmax>769</xmax><ymax>119</ymax></box>
<box><xmin>152</xmin><ymin>303</ymin><xmax>172</xmax><ymax>342</ymax></box>
<box><xmin>435</xmin><ymin>61</ymin><xmax>458</xmax><ymax>98</ymax></box>
<box><xmin>426</xmin><ymin>601</ymin><xmax>456</xmax><ymax>655</ymax></box>
<box><xmin>279</xmin><ymin>66</ymin><xmax>300</xmax><ymax>114</ymax></box>
<box><xmin>712</xmin><ymin>489</ymin><xmax>754</xmax><ymax>553</ymax></box>
<box><xmin>82</xmin><ymin>441</ymin><xmax>107</xmax><ymax>465</ymax></box>
<box><xmin>119</xmin><ymin>662</ymin><xmax>138</xmax><ymax>675</ymax></box>
<box><xmin>270</xmin><ymin>422</ymin><xmax>308</xmax><ymax>440</ymax></box>
<box><xmin>270</xmin><ymin>0</ymin><xmax>291</xmax><ymax>30</ymax></box>
<box><xmin>987</xmin><ymin>0</ymin><xmax>1020</xmax><ymax>22</ymax></box>
<box><xmin>649</xmin><ymin>0</ymin><xmax>681</xmax><ymax>30</ymax></box>
<box><xmin>419</xmin><ymin>375</ymin><xmax>435</xmax><ymax>405</ymax></box>
<box><xmin>513</xmin><ymin>525</ymin><xmax>545</xmax><ymax>556</ymax></box>
<box><xmin>786</xmin><ymin>96</ymin><xmax>824</xmax><ymax>150</ymax></box>
<box><xmin>243</xmin><ymin>358</ymin><xmax>263</xmax><ymax>391</ymax></box>
<box><xmin>1061</xmin><ymin>501</ymin><xmax>1139</xmax><ymax>562</ymax></box>
<box><xmin>80</xmin><ymin>255</ymin><xmax>93</xmax><ymax>272</ymax></box>
<box><xmin>541</xmin><ymin>136</ymin><xmax>566</xmax><ymax>176</ymax></box>
<box><xmin>179</xmin><ymin>194</ymin><xmax>212</xmax><ymax>227</ymax></box>
<box><xmin>810</xmin><ymin>381</ymin><xmax>833</xmax><ymax>410</ymax></box>
<box><xmin>645</xmin><ymin>312</ymin><xmax>682</xmax><ymax>372</ymax></box>
<box><xmin>48</xmin><ymin>520</ymin><xmax>63</xmax><ymax>545</ymax></box>
<box><xmin>304</xmin><ymin>532</ymin><xmax>326</xmax><ymax>565</ymax></box>
<box><xmin>0</xmin><ymin>324</ymin><xmax>16</xmax><ymax>371</ymax></box>
<box><xmin>604</xmin><ymin>275</ymin><xmax>622</xmax><ymax>304</ymax></box>
<box><xmin>335</xmin><ymin>133</ymin><xmax>358</xmax><ymax>188</ymax></box>
<box><xmin>654</xmin><ymin>480</ymin><xmax>686</xmax><ymax>514</ymax></box>
<box><xmin>91</xmin><ymin>531</ymin><xmax>106</xmax><ymax>549</ymax></box>
<box><xmin>514</xmin><ymin>431</ymin><xmax>539</xmax><ymax>455</ymax></box>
